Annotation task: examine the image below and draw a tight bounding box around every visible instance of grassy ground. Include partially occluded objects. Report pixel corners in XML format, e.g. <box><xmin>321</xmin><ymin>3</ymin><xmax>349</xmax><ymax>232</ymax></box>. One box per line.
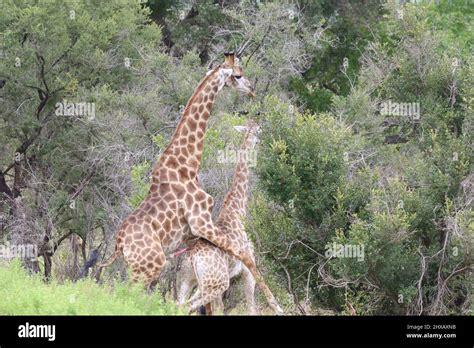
<box><xmin>0</xmin><ymin>260</ymin><xmax>184</xmax><ymax>315</ymax></box>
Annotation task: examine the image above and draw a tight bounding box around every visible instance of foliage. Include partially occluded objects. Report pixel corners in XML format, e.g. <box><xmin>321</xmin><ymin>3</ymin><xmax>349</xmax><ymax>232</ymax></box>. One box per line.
<box><xmin>0</xmin><ymin>0</ymin><xmax>471</xmax><ymax>316</ymax></box>
<box><xmin>248</xmin><ymin>1</ymin><xmax>472</xmax><ymax>315</ymax></box>
<box><xmin>0</xmin><ymin>260</ymin><xmax>182</xmax><ymax>315</ymax></box>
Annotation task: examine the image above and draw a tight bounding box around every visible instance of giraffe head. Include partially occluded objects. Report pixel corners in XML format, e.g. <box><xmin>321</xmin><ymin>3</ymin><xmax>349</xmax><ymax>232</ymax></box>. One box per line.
<box><xmin>234</xmin><ymin>119</ymin><xmax>261</xmax><ymax>148</ymax></box>
<box><xmin>221</xmin><ymin>52</ymin><xmax>255</xmax><ymax>97</ymax></box>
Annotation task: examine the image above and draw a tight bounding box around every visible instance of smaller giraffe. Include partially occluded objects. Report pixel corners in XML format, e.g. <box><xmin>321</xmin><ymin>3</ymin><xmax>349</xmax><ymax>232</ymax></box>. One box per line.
<box><xmin>177</xmin><ymin>120</ymin><xmax>261</xmax><ymax>315</ymax></box>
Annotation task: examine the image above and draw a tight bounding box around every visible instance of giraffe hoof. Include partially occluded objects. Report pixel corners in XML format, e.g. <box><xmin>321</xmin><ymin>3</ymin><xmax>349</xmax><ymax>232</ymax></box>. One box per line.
<box><xmin>272</xmin><ymin>304</ymin><xmax>284</xmax><ymax>315</ymax></box>
<box><xmin>198</xmin><ymin>305</ymin><xmax>206</xmax><ymax>315</ymax></box>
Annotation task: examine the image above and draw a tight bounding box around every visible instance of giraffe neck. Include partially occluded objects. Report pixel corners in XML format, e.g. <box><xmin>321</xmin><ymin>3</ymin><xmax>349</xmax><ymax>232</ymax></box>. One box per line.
<box><xmin>220</xmin><ymin>131</ymin><xmax>255</xmax><ymax>216</ymax></box>
<box><xmin>152</xmin><ymin>66</ymin><xmax>231</xmax><ymax>184</ymax></box>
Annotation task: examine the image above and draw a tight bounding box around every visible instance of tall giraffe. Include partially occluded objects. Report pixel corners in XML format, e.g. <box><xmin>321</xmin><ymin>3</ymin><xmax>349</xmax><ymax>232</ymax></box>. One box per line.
<box><xmin>177</xmin><ymin>120</ymin><xmax>260</xmax><ymax>315</ymax></box>
<box><xmin>99</xmin><ymin>53</ymin><xmax>283</xmax><ymax>314</ymax></box>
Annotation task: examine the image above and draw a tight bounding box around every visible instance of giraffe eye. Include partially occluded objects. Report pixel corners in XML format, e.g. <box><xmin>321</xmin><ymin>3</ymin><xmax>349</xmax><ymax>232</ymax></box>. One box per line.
<box><xmin>234</xmin><ymin>75</ymin><xmax>242</xmax><ymax>79</ymax></box>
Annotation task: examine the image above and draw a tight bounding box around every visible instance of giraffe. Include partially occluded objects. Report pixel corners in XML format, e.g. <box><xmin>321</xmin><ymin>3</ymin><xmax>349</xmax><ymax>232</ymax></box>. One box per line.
<box><xmin>98</xmin><ymin>53</ymin><xmax>283</xmax><ymax>314</ymax></box>
<box><xmin>177</xmin><ymin>120</ymin><xmax>260</xmax><ymax>315</ymax></box>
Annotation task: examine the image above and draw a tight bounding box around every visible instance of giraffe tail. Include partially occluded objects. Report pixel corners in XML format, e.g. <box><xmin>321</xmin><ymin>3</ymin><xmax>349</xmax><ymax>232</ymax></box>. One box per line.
<box><xmin>97</xmin><ymin>247</ymin><xmax>121</xmax><ymax>269</ymax></box>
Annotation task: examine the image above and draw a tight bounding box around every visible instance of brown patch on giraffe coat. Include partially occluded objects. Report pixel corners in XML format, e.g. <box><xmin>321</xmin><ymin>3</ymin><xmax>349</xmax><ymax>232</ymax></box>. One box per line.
<box><xmin>162</xmin><ymin>193</ymin><xmax>175</xmax><ymax>202</ymax></box>
<box><xmin>195</xmin><ymin>191</ymin><xmax>206</xmax><ymax>201</ymax></box>
<box><xmin>158</xmin><ymin>169</ymin><xmax>168</xmax><ymax>181</ymax></box>
<box><xmin>157</xmin><ymin>229</ymin><xmax>165</xmax><ymax>240</ymax></box>
<box><xmin>157</xmin><ymin>200</ymin><xmax>168</xmax><ymax>211</ymax></box>
<box><xmin>163</xmin><ymin>219</ymin><xmax>171</xmax><ymax>231</ymax></box>
<box><xmin>168</xmin><ymin>170</ymin><xmax>178</xmax><ymax>181</ymax></box>
<box><xmin>196</xmin><ymin>217</ymin><xmax>206</xmax><ymax>227</ymax></box>
<box><xmin>188</xmin><ymin>159</ymin><xmax>198</xmax><ymax>170</ymax></box>
<box><xmin>188</xmin><ymin>119</ymin><xmax>197</xmax><ymax>130</ymax></box>
<box><xmin>172</xmin><ymin>183</ymin><xmax>185</xmax><ymax>199</ymax></box>
<box><xmin>178</xmin><ymin>167</ymin><xmax>189</xmax><ymax>179</ymax></box>
<box><xmin>187</xmin><ymin>144</ymin><xmax>195</xmax><ymax>153</ymax></box>
<box><xmin>159</xmin><ymin>184</ymin><xmax>171</xmax><ymax>195</ymax></box>
<box><xmin>166</xmin><ymin>156</ymin><xmax>179</xmax><ymax>169</ymax></box>
<box><xmin>151</xmin><ymin>220</ymin><xmax>160</xmax><ymax>231</ymax></box>
<box><xmin>185</xmin><ymin>193</ymin><xmax>193</xmax><ymax>208</ymax></box>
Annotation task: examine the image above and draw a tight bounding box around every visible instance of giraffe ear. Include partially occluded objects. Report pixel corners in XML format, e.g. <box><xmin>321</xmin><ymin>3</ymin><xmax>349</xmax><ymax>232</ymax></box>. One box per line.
<box><xmin>224</xmin><ymin>52</ymin><xmax>235</xmax><ymax>67</ymax></box>
<box><xmin>233</xmin><ymin>125</ymin><xmax>247</xmax><ymax>133</ymax></box>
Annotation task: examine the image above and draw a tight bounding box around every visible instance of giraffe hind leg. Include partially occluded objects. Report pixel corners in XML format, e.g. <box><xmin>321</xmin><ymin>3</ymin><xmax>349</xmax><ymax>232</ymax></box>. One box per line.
<box><xmin>241</xmin><ymin>265</ymin><xmax>258</xmax><ymax>315</ymax></box>
<box><xmin>187</xmin><ymin>282</ymin><xmax>227</xmax><ymax>314</ymax></box>
<box><xmin>186</xmin><ymin>207</ymin><xmax>284</xmax><ymax>314</ymax></box>
<box><xmin>126</xmin><ymin>239</ymin><xmax>166</xmax><ymax>292</ymax></box>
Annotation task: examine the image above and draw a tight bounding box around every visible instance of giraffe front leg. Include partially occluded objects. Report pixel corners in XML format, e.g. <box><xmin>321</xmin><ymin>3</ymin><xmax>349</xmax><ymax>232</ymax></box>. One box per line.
<box><xmin>241</xmin><ymin>265</ymin><xmax>259</xmax><ymax>315</ymax></box>
<box><xmin>188</xmin><ymin>284</ymin><xmax>226</xmax><ymax>315</ymax></box>
<box><xmin>212</xmin><ymin>296</ymin><xmax>224</xmax><ymax>315</ymax></box>
<box><xmin>177</xmin><ymin>257</ymin><xmax>197</xmax><ymax>306</ymax></box>
<box><xmin>186</xmin><ymin>288</ymin><xmax>201</xmax><ymax>306</ymax></box>
<box><xmin>177</xmin><ymin>275</ymin><xmax>196</xmax><ymax>307</ymax></box>
<box><xmin>186</xmin><ymin>210</ymin><xmax>284</xmax><ymax>315</ymax></box>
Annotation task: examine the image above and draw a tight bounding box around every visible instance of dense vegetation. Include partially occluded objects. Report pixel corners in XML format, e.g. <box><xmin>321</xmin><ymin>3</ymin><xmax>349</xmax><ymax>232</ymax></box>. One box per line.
<box><xmin>0</xmin><ymin>0</ymin><xmax>472</xmax><ymax>315</ymax></box>
<box><xmin>0</xmin><ymin>261</ymin><xmax>181</xmax><ymax>315</ymax></box>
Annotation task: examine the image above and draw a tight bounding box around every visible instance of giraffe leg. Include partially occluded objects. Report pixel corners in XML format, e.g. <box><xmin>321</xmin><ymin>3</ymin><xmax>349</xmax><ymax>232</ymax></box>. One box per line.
<box><xmin>187</xmin><ymin>277</ymin><xmax>228</xmax><ymax>314</ymax></box>
<box><xmin>125</xmin><ymin>238</ymin><xmax>166</xmax><ymax>292</ymax></box>
<box><xmin>205</xmin><ymin>303</ymin><xmax>212</xmax><ymax>316</ymax></box>
<box><xmin>187</xmin><ymin>288</ymin><xmax>201</xmax><ymax>305</ymax></box>
<box><xmin>241</xmin><ymin>265</ymin><xmax>258</xmax><ymax>315</ymax></box>
<box><xmin>177</xmin><ymin>277</ymin><xmax>196</xmax><ymax>306</ymax></box>
<box><xmin>186</xmin><ymin>207</ymin><xmax>284</xmax><ymax>314</ymax></box>
<box><xmin>177</xmin><ymin>257</ymin><xmax>197</xmax><ymax>306</ymax></box>
<box><xmin>212</xmin><ymin>296</ymin><xmax>224</xmax><ymax>315</ymax></box>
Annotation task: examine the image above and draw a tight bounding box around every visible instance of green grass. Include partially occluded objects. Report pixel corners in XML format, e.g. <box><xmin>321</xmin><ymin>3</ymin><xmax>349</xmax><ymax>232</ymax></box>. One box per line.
<box><xmin>0</xmin><ymin>261</ymin><xmax>184</xmax><ymax>315</ymax></box>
